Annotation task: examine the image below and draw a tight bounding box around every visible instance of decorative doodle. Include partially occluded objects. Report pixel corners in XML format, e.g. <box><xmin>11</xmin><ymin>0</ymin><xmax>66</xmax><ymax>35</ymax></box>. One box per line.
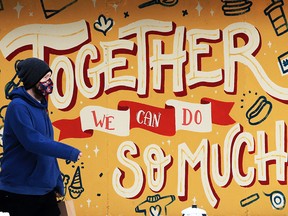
<box><xmin>138</xmin><ymin>0</ymin><xmax>178</xmax><ymax>9</ymax></box>
<box><xmin>240</xmin><ymin>91</ymin><xmax>258</xmax><ymax>109</ymax></box>
<box><xmin>97</xmin><ymin>172</ymin><xmax>103</xmax><ymax>197</ymax></box>
<box><xmin>40</xmin><ymin>0</ymin><xmax>78</xmax><ymax>19</ymax></box>
<box><xmin>69</xmin><ymin>166</ymin><xmax>85</xmax><ymax>199</ymax></box>
<box><xmin>60</xmin><ymin>173</ymin><xmax>70</xmax><ymax>201</ymax></box>
<box><xmin>182</xmin><ymin>9</ymin><xmax>188</xmax><ymax>16</ymax></box>
<box><xmin>264</xmin><ymin>191</ymin><xmax>286</xmax><ymax>210</ymax></box>
<box><xmin>124</xmin><ymin>11</ymin><xmax>129</xmax><ymax>18</ymax></box>
<box><xmin>0</xmin><ymin>105</ymin><xmax>7</xmax><ymax>125</ymax></box>
<box><xmin>264</xmin><ymin>0</ymin><xmax>288</xmax><ymax>36</ymax></box>
<box><xmin>93</xmin><ymin>14</ymin><xmax>114</xmax><ymax>36</ymax></box>
<box><xmin>245</xmin><ymin>96</ymin><xmax>272</xmax><ymax>125</ymax></box>
<box><xmin>221</xmin><ymin>0</ymin><xmax>252</xmax><ymax>16</ymax></box>
<box><xmin>278</xmin><ymin>51</ymin><xmax>288</xmax><ymax>74</ymax></box>
<box><xmin>135</xmin><ymin>194</ymin><xmax>175</xmax><ymax>215</ymax></box>
<box><xmin>240</xmin><ymin>193</ymin><xmax>260</xmax><ymax>207</ymax></box>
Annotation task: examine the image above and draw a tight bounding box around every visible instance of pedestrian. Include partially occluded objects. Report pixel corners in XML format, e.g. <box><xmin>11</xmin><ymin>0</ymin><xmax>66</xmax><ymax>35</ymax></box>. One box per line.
<box><xmin>0</xmin><ymin>57</ymin><xmax>82</xmax><ymax>216</ymax></box>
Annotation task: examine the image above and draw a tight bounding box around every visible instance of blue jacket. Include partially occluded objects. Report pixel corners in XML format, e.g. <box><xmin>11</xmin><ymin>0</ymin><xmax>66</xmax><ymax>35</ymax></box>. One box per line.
<box><xmin>0</xmin><ymin>87</ymin><xmax>80</xmax><ymax>195</ymax></box>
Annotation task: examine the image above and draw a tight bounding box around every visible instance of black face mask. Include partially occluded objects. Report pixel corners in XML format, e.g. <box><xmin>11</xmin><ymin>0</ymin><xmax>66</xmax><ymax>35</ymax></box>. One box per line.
<box><xmin>36</xmin><ymin>78</ymin><xmax>54</xmax><ymax>97</ymax></box>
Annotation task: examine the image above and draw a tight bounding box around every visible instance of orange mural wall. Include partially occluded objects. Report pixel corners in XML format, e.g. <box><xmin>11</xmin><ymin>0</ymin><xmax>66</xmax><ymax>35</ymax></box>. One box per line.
<box><xmin>1</xmin><ymin>0</ymin><xmax>288</xmax><ymax>215</ymax></box>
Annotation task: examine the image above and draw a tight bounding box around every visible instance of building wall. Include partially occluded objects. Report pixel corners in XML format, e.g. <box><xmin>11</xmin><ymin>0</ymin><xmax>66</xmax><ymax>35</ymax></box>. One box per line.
<box><xmin>0</xmin><ymin>0</ymin><xmax>288</xmax><ymax>215</ymax></box>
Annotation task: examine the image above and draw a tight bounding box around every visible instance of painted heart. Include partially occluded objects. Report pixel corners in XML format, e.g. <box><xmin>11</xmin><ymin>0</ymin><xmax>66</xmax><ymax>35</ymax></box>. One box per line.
<box><xmin>94</xmin><ymin>14</ymin><xmax>114</xmax><ymax>36</ymax></box>
<box><xmin>149</xmin><ymin>205</ymin><xmax>161</xmax><ymax>216</ymax></box>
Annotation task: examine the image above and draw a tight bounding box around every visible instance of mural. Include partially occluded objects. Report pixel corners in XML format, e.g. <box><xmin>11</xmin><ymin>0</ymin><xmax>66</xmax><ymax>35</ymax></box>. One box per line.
<box><xmin>0</xmin><ymin>0</ymin><xmax>288</xmax><ymax>215</ymax></box>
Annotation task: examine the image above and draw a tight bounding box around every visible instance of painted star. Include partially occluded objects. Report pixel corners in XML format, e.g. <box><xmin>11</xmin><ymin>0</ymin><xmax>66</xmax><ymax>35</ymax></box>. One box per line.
<box><xmin>87</xmin><ymin>199</ymin><xmax>91</xmax><ymax>208</ymax></box>
<box><xmin>112</xmin><ymin>3</ymin><xmax>118</xmax><ymax>11</ymax></box>
<box><xmin>210</xmin><ymin>9</ymin><xmax>214</xmax><ymax>16</ymax></box>
<box><xmin>94</xmin><ymin>146</ymin><xmax>99</xmax><ymax>157</ymax></box>
<box><xmin>193</xmin><ymin>197</ymin><xmax>197</xmax><ymax>204</ymax></box>
<box><xmin>92</xmin><ymin>0</ymin><xmax>96</xmax><ymax>8</ymax></box>
<box><xmin>268</xmin><ymin>41</ymin><xmax>272</xmax><ymax>48</ymax></box>
<box><xmin>167</xmin><ymin>140</ymin><xmax>171</xmax><ymax>145</ymax></box>
<box><xmin>195</xmin><ymin>1</ymin><xmax>203</xmax><ymax>16</ymax></box>
<box><xmin>14</xmin><ymin>2</ymin><xmax>23</xmax><ymax>18</ymax></box>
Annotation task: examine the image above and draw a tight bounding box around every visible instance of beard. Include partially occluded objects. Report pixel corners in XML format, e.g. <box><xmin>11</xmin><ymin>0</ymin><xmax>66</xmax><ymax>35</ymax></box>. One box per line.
<box><xmin>32</xmin><ymin>85</ymin><xmax>45</xmax><ymax>99</ymax></box>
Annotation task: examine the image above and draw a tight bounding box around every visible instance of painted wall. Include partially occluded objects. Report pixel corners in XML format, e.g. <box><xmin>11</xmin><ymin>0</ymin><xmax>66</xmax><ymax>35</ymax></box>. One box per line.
<box><xmin>0</xmin><ymin>0</ymin><xmax>288</xmax><ymax>215</ymax></box>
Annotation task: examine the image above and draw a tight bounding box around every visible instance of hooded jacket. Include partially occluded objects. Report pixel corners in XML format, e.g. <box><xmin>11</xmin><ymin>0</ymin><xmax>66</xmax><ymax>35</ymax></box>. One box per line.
<box><xmin>0</xmin><ymin>87</ymin><xmax>80</xmax><ymax>195</ymax></box>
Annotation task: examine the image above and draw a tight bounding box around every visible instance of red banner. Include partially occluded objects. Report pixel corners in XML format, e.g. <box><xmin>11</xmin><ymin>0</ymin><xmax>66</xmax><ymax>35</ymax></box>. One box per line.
<box><xmin>53</xmin><ymin>98</ymin><xmax>235</xmax><ymax>141</ymax></box>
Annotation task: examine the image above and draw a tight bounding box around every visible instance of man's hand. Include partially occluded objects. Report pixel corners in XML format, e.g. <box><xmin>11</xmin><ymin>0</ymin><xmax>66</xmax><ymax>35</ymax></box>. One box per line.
<box><xmin>78</xmin><ymin>152</ymin><xmax>82</xmax><ymax>160</ymax></box>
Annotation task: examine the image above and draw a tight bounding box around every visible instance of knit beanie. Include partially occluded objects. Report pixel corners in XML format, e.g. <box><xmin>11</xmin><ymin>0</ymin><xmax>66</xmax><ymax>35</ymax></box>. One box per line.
<box><xmin>17</xmin><ymin>58</ymin><xmax>52</xmax><ymax>90</ymax></box>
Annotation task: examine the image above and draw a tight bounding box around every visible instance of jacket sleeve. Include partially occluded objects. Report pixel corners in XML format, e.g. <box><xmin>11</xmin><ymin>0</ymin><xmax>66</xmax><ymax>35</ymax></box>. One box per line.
<box><xmin>6</xmin><ymin>102</ymin><xmax>80</xmax><ymax>162</ymax></box>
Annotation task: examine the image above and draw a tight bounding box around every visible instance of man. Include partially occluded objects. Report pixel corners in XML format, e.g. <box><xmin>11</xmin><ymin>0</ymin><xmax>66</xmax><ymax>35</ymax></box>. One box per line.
<box><xmin>0</xmin><ymin>58</ymin><xmax>82</xmax><ymax>216</ymax></box>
